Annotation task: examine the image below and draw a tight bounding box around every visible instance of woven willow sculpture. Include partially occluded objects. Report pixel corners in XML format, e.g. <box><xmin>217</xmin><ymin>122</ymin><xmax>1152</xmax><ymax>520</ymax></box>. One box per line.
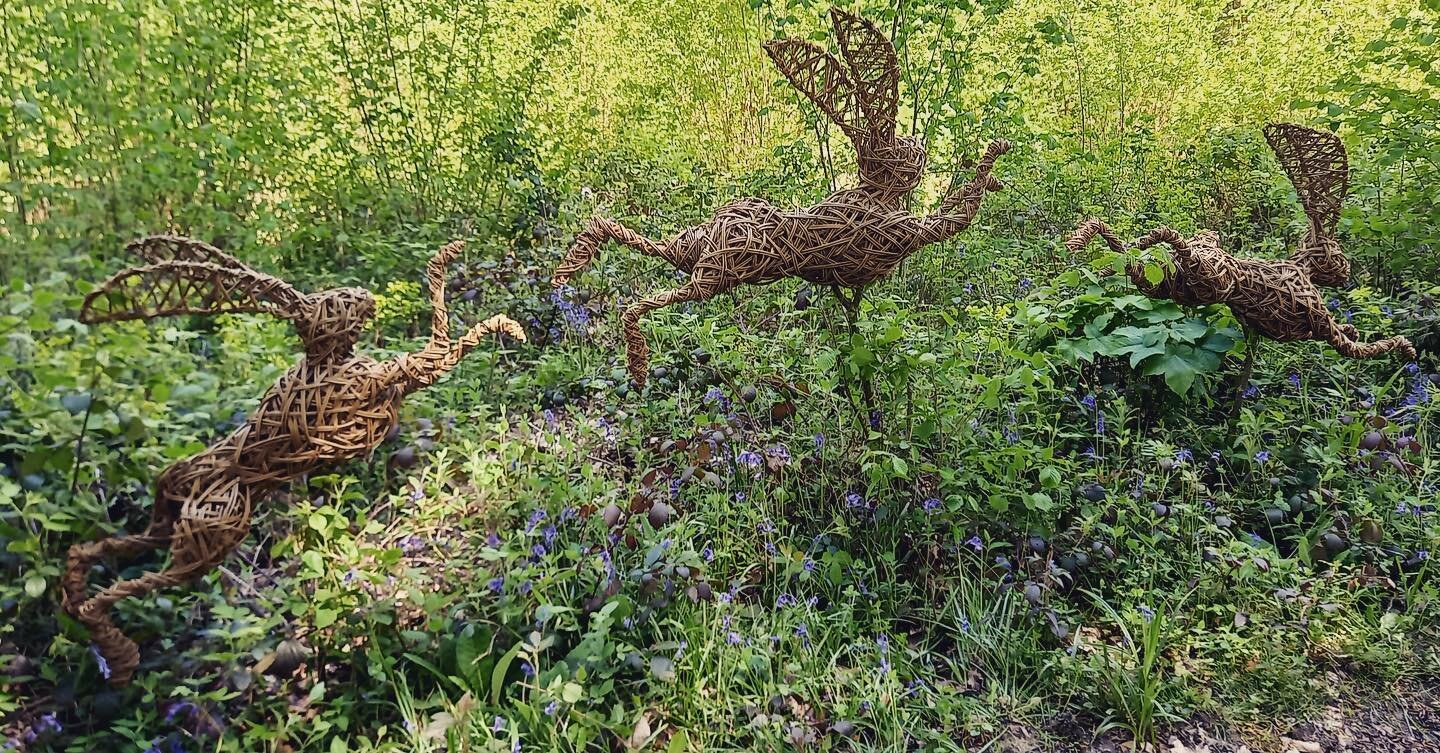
<box><xmin>1065</xmin><ymin>124</ymin><xmax>1415</xmax><ymax>362</ymax></box>
<box><xmin>553</xmin><ymin>8</ymin><xmax>1010</xmax><ymax>385</ymax></box>
<box><xmin>64</xmin><ymin>235</ymin><xmax>524</xmax><ymax>685</ymax></box>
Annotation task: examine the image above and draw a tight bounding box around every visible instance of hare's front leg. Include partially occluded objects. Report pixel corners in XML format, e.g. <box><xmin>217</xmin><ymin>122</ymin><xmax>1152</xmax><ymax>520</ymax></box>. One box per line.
<box><xmin>621</xmin><ymin>281</ymin><xmax>708</xmax><ymax>387</ymax></box>
<box><xmin>555</xmin><ymin>218</ymin><xmax>689</xmax><ymax>286</ymax></box>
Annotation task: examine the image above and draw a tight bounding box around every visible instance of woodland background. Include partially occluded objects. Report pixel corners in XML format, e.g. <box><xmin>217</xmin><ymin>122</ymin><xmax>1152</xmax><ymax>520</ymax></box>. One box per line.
<box><xmin>1</xmin><ymin>0</ymin><xmax>1439</xmax><ymax>751</ymax></box>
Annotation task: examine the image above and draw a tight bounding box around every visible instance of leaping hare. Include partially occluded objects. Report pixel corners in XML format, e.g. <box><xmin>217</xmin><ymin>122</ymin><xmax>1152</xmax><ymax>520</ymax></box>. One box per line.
<box><xmin>64</xmin><ymin>235</ymin><xmax>524</xmax><ymax>685</ymax></box>
<box><xmin>1064</xmin><ymin>124</ymin><xmax>1415</xmax><ymax>362</ymax></box>
<box><xmin>553</xmin><ymin>8</ymin><xmax>1011</xmax><ymax>385</ymax></box>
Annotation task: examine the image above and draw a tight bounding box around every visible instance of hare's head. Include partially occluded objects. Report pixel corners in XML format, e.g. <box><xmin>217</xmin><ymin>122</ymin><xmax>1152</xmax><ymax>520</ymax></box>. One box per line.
<box><xmin>1263</xmin><ymin>123</ymin><xmax>1352</xmax><ymax>286</ymax></box>
<box><xmin>766</xmin><ymin>9</ymin><xmax>920</xmax><ymax>200</ymax></box>
<box><xmin>81</xmin><ymin>235</ymin><xmax>376</xmax><ymax>363</ymax></box>
<box><xmin>295</xmin><ymin>287</ymin><xmax>376</xmax><ymax>360</ymax></box>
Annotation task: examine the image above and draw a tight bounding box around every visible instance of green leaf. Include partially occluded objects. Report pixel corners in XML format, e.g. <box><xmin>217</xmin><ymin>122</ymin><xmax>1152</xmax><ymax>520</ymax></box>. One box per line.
<box><xmin>491</xmin><ymin>643</ymin><xmax>523</xmax><ymax>705</ymax></box>
<box><xmin>1143</xmin><ymin>352</ymin><xmax>1200</xmax><ymax>395</ymax></box>
<box><xmin>562</xmin><ymin>682</ymin><xmax>584</xmax><ymax>703</ymax></box>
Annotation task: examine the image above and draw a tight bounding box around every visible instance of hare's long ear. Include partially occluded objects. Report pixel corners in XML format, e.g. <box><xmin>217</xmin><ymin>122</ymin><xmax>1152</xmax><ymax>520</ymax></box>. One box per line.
<box><xmin>81</xmin><ymin>260</ymin><xmax>304</xmax><ymax>325</ymax></box>
<box><xmin>1264</xmin><ymin>123</ymin><xmax>1347</xmax><ymax>236</ymax></box>
<box><xmin>125</xmin><ymin>234</ymin><xmax>254</xmax><ymax>271</ymax></box>
<box><xmin>831</xmin><ymin>8</ymin><xmax>898</xmax><ymax>141</ymax></box>
<box><xmin>764</xmin><ymin>38</ymin><xmax>860</xmax><ymax>138</ymax></box>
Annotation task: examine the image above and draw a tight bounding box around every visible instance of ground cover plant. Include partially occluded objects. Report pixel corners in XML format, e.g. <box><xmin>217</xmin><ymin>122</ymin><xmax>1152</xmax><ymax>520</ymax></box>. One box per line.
<box><xmin>1</xmin><ymin>0</ymin><xmax>1438</xmax><ymax>751</ymax></box>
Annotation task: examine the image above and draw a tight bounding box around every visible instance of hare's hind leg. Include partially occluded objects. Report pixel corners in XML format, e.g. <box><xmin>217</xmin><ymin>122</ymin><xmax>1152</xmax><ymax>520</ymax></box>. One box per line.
<box><xmin>76</xmin><ymin>469</ymin><xmax>252</xmax><ymax>686</ymax></box>
<box><xmin>554</xmin><ymin>218</ymin><xmax>689</xmax><ymax>286</ymax></box>
<box><xmin>63</xmin><ymin>468</ymin><xmax>184</xmax><ymax>615</ymax></box>
<box><xmin>1313</xmin><ymin>309</ymin><xmax>1417</xmax><ymax>361</ymax></box>
<box><xmin>621</xmin><ymin>280</ymin><xmax>711</xmax><ymax>387</ymax></box>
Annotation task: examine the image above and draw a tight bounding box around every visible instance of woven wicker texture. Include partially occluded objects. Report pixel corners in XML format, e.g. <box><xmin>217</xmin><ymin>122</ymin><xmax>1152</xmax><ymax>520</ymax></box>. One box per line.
<box><xmin>1064</xmin><ymin>218</ymin><xmax>1416</xmax><ymax>361</ymax></box>
<box><xmin>64</xmin><ymin>236</ymin><xmax>524</xmax><ymax>685</ymax></box>
<box><xmin>552</xmin><ymin>8</ymin><xmax>1010</xmax><ymax>385</ymax></box>
<box><xmin>1264</xmin><ymin>123</ymin><xmax>1351</xmax><ymax>287</ymax></box>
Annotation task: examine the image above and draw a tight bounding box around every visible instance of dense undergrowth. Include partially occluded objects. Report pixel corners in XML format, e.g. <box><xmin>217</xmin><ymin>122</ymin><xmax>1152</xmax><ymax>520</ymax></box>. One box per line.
<box><xmin>3</xmin><ymin>0</ymin><xmax>1440</xmax><ymax>751</ymax></box>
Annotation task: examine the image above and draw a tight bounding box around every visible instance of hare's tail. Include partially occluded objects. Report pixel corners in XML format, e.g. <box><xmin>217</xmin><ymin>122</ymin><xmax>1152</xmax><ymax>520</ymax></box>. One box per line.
<box><xmin>553</xmin><ymin>218</ymin><xmax>685</xmax><ymax>287</ymax></box>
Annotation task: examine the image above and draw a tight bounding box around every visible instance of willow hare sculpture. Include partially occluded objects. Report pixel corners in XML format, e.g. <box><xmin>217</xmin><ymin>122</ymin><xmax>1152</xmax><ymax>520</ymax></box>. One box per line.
<box><xmin>1065</xmin><ymin>124</ymin><xmax>1415</xmax><ymax>363</ymax></box>
<box><xmin>64</xmin><ymin>235</ymin><xmax>524</xmax><ymax>685</ymax></box>
<box><xmin>553</xmin><ymin>8</ymin><xmax>1011</xmax><ymax>385</ymax></box>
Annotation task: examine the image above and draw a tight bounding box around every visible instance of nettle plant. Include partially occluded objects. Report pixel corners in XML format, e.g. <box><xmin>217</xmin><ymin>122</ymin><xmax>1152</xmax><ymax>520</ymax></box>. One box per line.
<box><xmin>1023</xmin><ymin>254</ymin><xmax>1241</xmax><ymax>397</ymax></box>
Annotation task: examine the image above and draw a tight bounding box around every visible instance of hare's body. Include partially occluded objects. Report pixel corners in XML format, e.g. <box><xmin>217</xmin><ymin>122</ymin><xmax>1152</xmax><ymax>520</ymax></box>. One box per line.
<box><xmin>660</xmin><ymin>192</ymin><xmax>925</xmax><ymax>290</ymax></box>
<box><xmin>233</xmin><ymin>356</ymin><xmax>404</xmax><ymax>481</ymax></box>
<box><xmin>64</xmin><ymin>235</ymin><xmax>524</xmax><ymax>685</ymax></box>
<box><xmin>554</xmin><ymin>9</ymin><xmax>1009</xmax><ymax>384</ymax></box>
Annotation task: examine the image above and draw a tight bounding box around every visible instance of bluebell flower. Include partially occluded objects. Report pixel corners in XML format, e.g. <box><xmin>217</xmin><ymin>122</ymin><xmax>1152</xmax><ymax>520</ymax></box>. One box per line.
<box><xmin>1138</xmin><ymin>605</ymin><xmax>1155</xmax><ymax>622</ymax></box>
<box><xmin>1019</xmin><ymin>278</ymin><xmax>1033</xmax><ymax>293</ymax></box>
<box><xmin>813</xmin><ymin>433</ymin><xmax>825</xmax><ymax>451</ymax></box>
<box><xmin>90</xmin><ymin>643</ymin><xmax>111</xmax><ymax>679</ymax></box>
<box><xmin>737</xmin><ymin>450</ymin><xmax>762</xmax><ymax>467</ymax></box>
<box><xmin>959</xmin><ymin>616</ymin><xmax>971</xmax><ymax>632</ymax></box>
<box><xmin>525</xmin><ymin>509</ymin><xmax>547</xmax><ymax>533</ymax></box>
<box><xmin>1287</xmin><ymin>373</ymin><xmax>1301</xmax><ymax>389</ymax></box>
<box><xmin>1175</xmin><ymin>448</ymin><xmax>1193</xmax><ymax>464</ymax></box>
<box><xmin>542</xmin><ymin>525</ymin><xmax>558</xmax><ymax>546</ymax></box>
<box><xmin>1081</xmin><ymin>393</ymin><xmax>1097</xmax><ymax>410</ymax></box>
<box><xmin>543</xmin><ymin>409</ymin><xmax>557</xmax><ymax>428</ymax></box>
<box><xmin>545</xmin><ymin>701</ymin><xmax>559</xmax><ymax>716</ymax></box>
<box><xmin>845</xmin><ymin>491</ymin><xmax>865</xmax><ymax>509</ymax></box>
<box><xmin>531</xmin><ymin>543</ymin><xmax>547</xmax><ymax>559</ymax></box>
<box><xmin>488</xmin><ymin>577</ymin><xmax>504</xmax><ymax>593</ymax></box>
<box><xmin>803</xmin><ymin>558</ymin><xmax>817</xmax><ymax>573</ymax></box>
<box><xmin>701</xmin><ymin>545</ymin><xmax>714</xmax><ymax>562</ymax></box>
<box><xmin>493</xmin><ymin>716</ymin><xmax>506</xmax><ymax>732</ymax></box>
<box><xmin>1243</xmin><ymin>383</ymin><xmax>1260</xmax><ymax>399</ymax></box>
<box><xmin>922</xmin><ymin>497</ymin><xmax>941</xmax><ymax>514</ymax></box>
<box><xmin>794</xmin><ymin>623</ymin><xmax>810</xmax><ymax>647</ymax></box>
<box><xmin>1254</xmin><ymin>450</ymin><xmax>1271</xmax><ymax>463</ymax></box>
<box><xmin>965</xmin><ymin>535</ymin><xmax>983</xmax><ymax>552</ymax></box>
<box><xmin>520</xmin><ymin>661</ymin><xmax>534</xmax><ymax>677</ymax></box>
<box><xmin>727</xmin><ymin>631</ymin><xmax>743</xmax><ymax>645</ymax></box>
<box><xmin>776</xmin><ymin>593</ymin><xmax>796</xmax><ymax>608</ymax></box>
<box><xmin>869</xmin><ymin>410</ymin><xmax>883</xmax><ymax>429</ymax></box>
<box><xmin>767</xmin><ymin>444</ymin><xmax>791</xmax><ymax>465</ymax></box>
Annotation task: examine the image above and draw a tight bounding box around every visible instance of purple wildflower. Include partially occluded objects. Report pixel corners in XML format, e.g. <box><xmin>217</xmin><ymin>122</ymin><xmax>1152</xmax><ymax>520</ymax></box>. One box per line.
<box><xmin>1254</xmin><ymin>450</ymin><xmax>1271</xmax><ymax>463</ymax></box>
<box><xmin>520</xmin><ymin>661</ymin><xmax>534</xmax><ymax>677</ymax></box>
<box><xmin>545</xmin><ymin>701</ymin><xmax>559</xmax><ymax>716</ymax></box>
<box><xmin>813</xmin><ymin>433</ymin><xmax>825</xmax><ymax>450</ymax></box>
<box><xmin>922</xmin><ymin>497</ymin><xmax>942</xmax><ymax>514</ymax></box>
<box><xmin>488</xmin><ymin>577</ymin><xmax>504</xmax><ymax>593</ymax></box>
<box><xmin>90</xmin><ymin>644</ymin><xmax>111</xmax><ymax>679</ymax></box>
<box><xmin>965</xmin><ymin>535</ymin><xmax>983</xmax><ymax>552</ymax></box>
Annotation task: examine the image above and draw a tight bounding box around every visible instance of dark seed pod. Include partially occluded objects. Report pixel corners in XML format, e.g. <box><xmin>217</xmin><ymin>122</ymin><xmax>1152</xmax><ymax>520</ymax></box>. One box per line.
<box><xmin>1078</xmin><ymin>483</ymin><xmax>1107</xmax><ymax>502</ymax></box>
<box><xmin>1322</xmin><ymin>533</ymin><xmax>1346</xmax><ymax>553</ymax></box>
<box><xmin>1359</xmin><ymin>431</ymin><xmax>1384</xmax><ymax>451</ymax></box>
<box><xmin>391</xmin><ymin>446</ymin><xmax>418</xmax><ymax>469</ymax></box>
<box><xmin>1214</xmin><ymin>515</ymin><xmax>1233</xmax><ymax>528</ymax></box>
<box><xmin>265</xmin><ymin>638</ymin><xmax>308</xmax><ymax>677</ymax></box>
<box><xmin>602</xmin><ymin>503</ymin><xmax>623</xmax><ymax>528</ymax></box>
<box><xmin>741</xmin><ymin>386</ymin><xmax>758</xmax><ymax>403</ymax></box>
<box><xmin>1023</xmin><ymin>583</ymin><xmax>1043</xmax><ymax>605</ymax></box>
<box><xmin>648</xmin><ymin>502</ymin><xmax>673</xmax><ymax>529</ymax></box>
<box><xmin>1151</xmin><ymin>503</ymin><xmax>1169</xmax><ymax>518</ymax></box>
<box><xmin>1027</xmin><ymin>536</ymin><xmax>1047</xmax><ymax>554</ymax></box>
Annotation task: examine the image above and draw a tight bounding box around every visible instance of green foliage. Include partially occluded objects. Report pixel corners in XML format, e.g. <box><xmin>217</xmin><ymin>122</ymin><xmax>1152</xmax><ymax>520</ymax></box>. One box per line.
<box><xmin>2</xmin><ymin>0</ymin><xmax>1439</xmax><ymax>750</ymax></box>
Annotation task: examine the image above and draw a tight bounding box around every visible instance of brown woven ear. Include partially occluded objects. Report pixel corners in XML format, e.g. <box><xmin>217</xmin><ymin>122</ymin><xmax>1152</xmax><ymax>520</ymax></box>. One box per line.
<box><xmin>764</xmin><ymin>38</ymin><xmax>859</xmax><ymax>137</ymax></box>
<box><xmin>831</xmin><ymin>8</ymin><xmax>898</xmax><ymax>141</ymax></box>
<box><xmin>125</xmin><ymin>234</ymin><xmax>253</xmax><ymax>271</ymax></box>
<box><xmin>81</xmin><ymin>260</ymin><xmax>304</xmax><ymax>325</ymax></box>
<box><xmin>1264</xmin><ymin>123</ymin><xmax>1347</xmax><ymax>236</ymax></box>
